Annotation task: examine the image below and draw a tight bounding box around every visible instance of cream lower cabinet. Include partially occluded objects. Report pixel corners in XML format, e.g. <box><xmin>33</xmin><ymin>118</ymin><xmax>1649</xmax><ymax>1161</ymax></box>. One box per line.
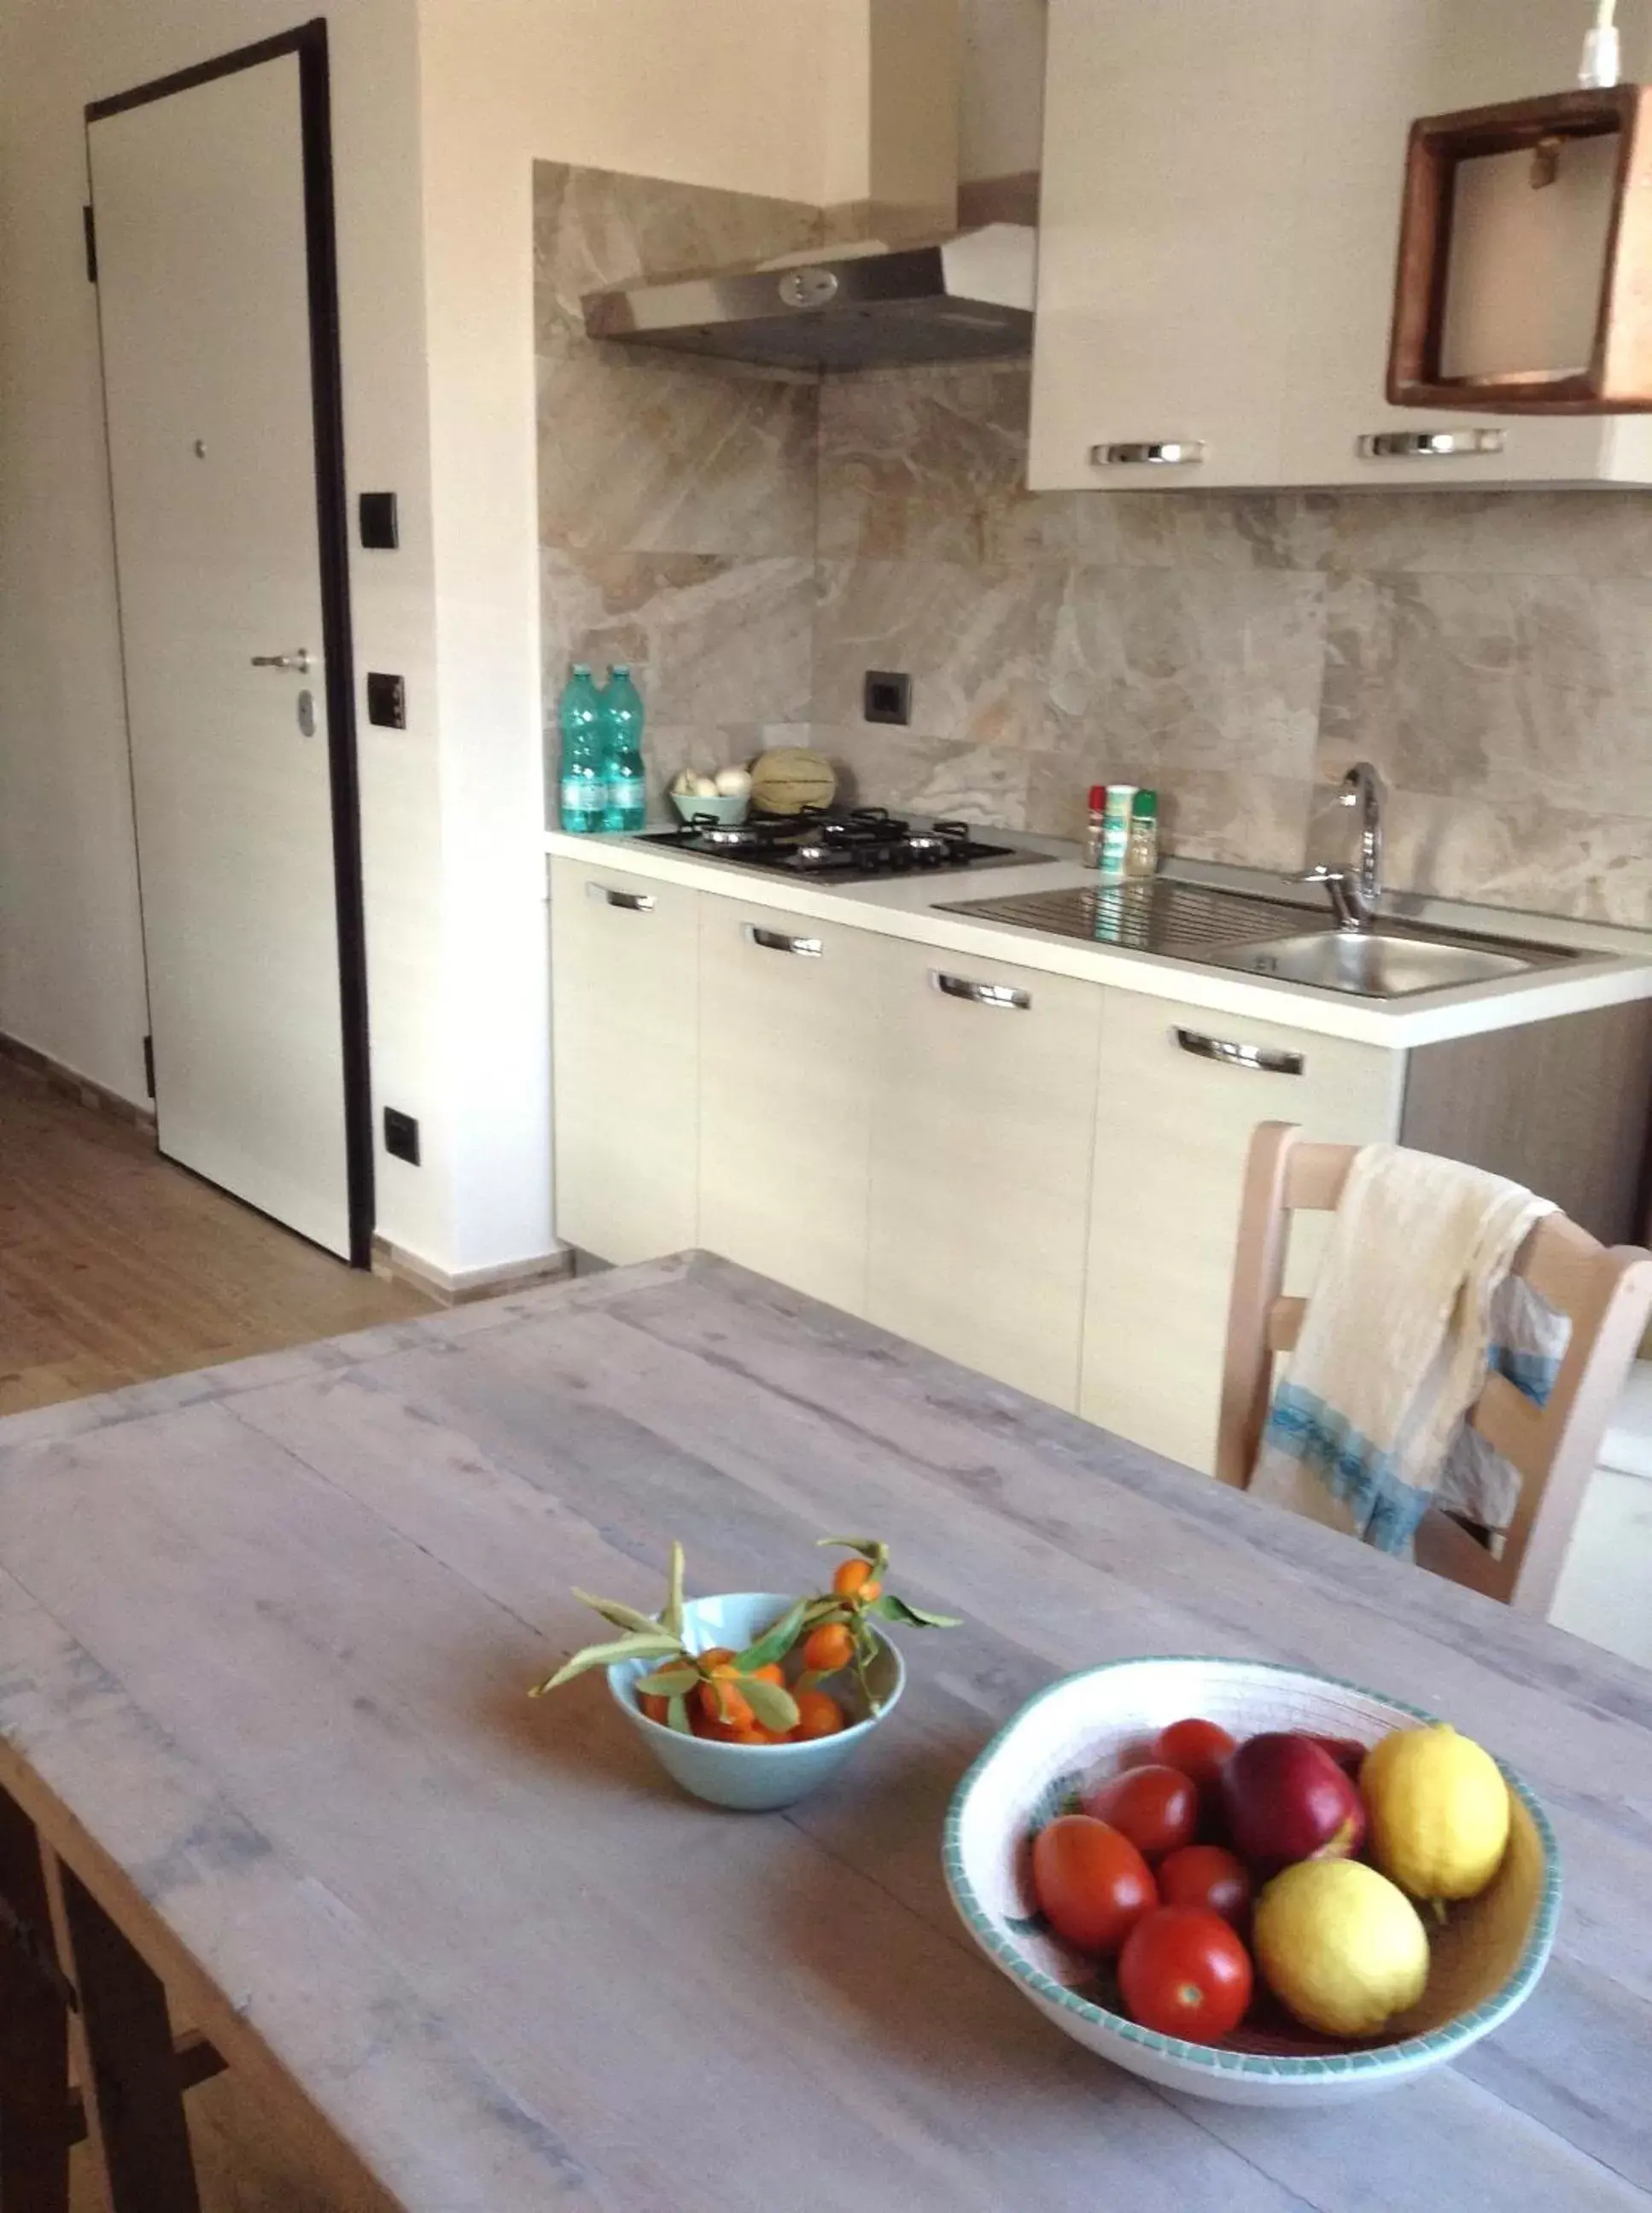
<box><xmin>698</xmin><ymin>896</ymin><xmax>882</xmax><ymax>1315</ymax></box>
<box><xmin>867</xmin><ymin>940</ymin><xmax>1105</xmax><ymax>1409</ymax></box>
<box><xmin>1081</xmin><ymin>991</ymin><xmax>1405</xmax><ymax>1476</ymax></box>
<box><xmin>549</xmin><ymin>859</ymin><xmax>700</xmax><ymax>1264</ymax></box>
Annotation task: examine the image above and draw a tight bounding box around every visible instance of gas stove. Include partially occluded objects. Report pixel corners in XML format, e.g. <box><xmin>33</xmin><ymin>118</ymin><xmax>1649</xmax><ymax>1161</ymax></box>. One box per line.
<box><xmin>637</xmin><ymin>808</ymin><xmax>1039</xmax><ymax>885</ymax></box>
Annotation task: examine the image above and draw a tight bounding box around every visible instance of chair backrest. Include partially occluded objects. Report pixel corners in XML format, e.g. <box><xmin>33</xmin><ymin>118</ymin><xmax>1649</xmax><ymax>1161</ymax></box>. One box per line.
<box><xmin>1217</xmin><ymin>1121</ymin><xmax>1652</xmax><ymax>1613</ymax></box>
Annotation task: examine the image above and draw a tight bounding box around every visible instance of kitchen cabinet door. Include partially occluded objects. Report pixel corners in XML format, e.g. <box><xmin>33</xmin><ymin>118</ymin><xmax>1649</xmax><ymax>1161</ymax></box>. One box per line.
<box><xmin>1082</xmin><ymin>991</ymin><xmax>1404</xmax><ymax>1476</ymax></box>
<box><xmin>549</xmin><ymin>860</ymin><xmax>700</xmax><ymax>1265</ymax></box>
<box><xmin>698</xmin><ymin>897</ymin><xmax>882</xmax><ymax>1315</ymax></box>
<box><xmin>1033</xmin><ymin>0</ymin><xmax>1652</xmax><ymax>492</ymax></box>
<box><xmin>1283</xmin><ymin>0</ymin><xmax>1652</xmax><ymax>488</ymax></box>
<box><xmin>867</xmin><ymin>940</ymin><xmax>1104</xmax><ymax>1410</ymax></box>
<box><xmin>1029</xmin><ymin>0</ymin><xmax>1316</xmax><ymax>492</ymax></box>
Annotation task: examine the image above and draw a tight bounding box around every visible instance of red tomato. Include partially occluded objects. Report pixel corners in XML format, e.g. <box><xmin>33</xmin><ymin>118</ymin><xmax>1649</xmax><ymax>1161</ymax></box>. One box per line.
<box><xmin>1080</xmin><ymin>1764</ymin><xmax>1199</xmax><ymax>1861</ymax></box>
<box><xmin>1118</xmin><ymin>1906</ymin><xmax>1253</xmax><ymax>2042</ymax></box>
<box><xmin>1030</xmin><ymin>1817</ymin><xmax>1158</xmax><ymax>1957</ymax></box>
<box><xmin>1156</xmin><ymin>1843</ymin><xmax>1252</xmax><ymax>1929</ymax></box>
<box><xmin>1151</xmin><ymin>1717</ymin><xmax>1239</xmax><ymax>1796</ymax></box>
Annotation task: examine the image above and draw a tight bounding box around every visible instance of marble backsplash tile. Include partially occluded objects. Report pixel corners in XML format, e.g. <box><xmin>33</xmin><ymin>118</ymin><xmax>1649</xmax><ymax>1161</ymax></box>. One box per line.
<box><xmin>540</xmin><ymin>549</ymin><xmax>814</xmax><ymax>728</ymax></box>
<box><xmin>1043</xmin><ymin>566</ymin><xmax>1326</xmax><ymax>779</ymax></box>
<box><xmin>812</xmin><ymin>558</ymin><xmax>1060</xmax><ymax>750</ymax></box>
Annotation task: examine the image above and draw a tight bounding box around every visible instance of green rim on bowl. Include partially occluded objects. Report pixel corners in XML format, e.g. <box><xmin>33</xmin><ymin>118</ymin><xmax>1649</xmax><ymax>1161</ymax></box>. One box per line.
<box><xmin>941</xmin><ymin>1655</ymin><xmax>1562</xmax><ymax>2087</ymax></box>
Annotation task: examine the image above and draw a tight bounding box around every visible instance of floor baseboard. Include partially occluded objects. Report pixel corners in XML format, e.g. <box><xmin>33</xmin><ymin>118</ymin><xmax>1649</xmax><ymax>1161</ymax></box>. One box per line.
<box><xmin>0</xmin><ymin>1030</ymin><xmax>155</xmax><ymax>1134</ymax></box>
<box><xmin>371</xmin><ymin>1235</ymin><xmax>573</xmax><ymax>1307</ymax></box>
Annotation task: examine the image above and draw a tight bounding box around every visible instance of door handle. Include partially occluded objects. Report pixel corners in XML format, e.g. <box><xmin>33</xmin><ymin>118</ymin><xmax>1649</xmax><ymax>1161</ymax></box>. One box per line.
<box><xmin>1174</xmin><ymin>1026</ymin><xmax>1304</xmax><ymax>1075</ymax></box>
<box><xmin>251</xmin><ymin>649</ymin><xmax>313</xmax><ymax>674</ymax></box>
<box><xmin>587</xmin><ymin>883</ymin><xmax>654</xmax><ymax>912</ymax></box>
<box><xmin>1356</xmin><ymin>429</ymin><xmax>1504</xmax><ymax>460</ymax></box>
<box><xmin>745</xmin><ymin>925</ymin><xmax>822</xmax><ymax>957</ymax></box>
<box><xmin>931</xmin><ymin>970</ymin><xmax>1030</xmax><ymax>1010</ymax></box>
<box><xmin>1090</xmin><ymin>440</ymin><xmax>1205</xmax><ymax>467</ymax></box>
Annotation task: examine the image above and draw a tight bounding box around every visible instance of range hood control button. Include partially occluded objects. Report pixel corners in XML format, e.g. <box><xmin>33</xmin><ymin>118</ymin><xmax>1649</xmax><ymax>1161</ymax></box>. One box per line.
<box><xmin>779</xmin><ymin>267</ymin><xmax>839</xmax><ymax>310</ymax></box>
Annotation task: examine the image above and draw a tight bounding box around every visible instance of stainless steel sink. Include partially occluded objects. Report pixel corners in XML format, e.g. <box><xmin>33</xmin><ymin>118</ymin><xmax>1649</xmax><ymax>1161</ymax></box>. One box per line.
<box><xmin>1213</xmin><ymin>930</ymin><xmax>1546</xmax><ymax>998</ymax></box>
<box><xmin>936</xmin><ymin>880</ymin><xmax>1581</xmax><ymax>998</ymax></box>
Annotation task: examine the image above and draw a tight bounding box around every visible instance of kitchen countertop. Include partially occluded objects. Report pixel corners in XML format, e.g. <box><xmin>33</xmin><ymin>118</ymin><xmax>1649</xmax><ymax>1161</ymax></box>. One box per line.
<box><xmin>0</xmin><ymin>1252</ymin><xmax>1646</xmax><ymax>2209</ymax></box>
<box><xmin>545</xmin><ymin>826</ymin><xmax>1652</xmax><ymax>1048</ymax></box>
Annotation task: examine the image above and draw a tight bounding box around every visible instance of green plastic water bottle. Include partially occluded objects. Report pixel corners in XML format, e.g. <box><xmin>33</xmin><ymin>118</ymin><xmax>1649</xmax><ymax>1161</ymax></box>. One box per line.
<box><xmin>556</xmin><ymin>665</ymin><xmax>605</xmax><ymax>834</ymax></box>
<box><xmin>599</xmin><ymin>665</ymin><xmax>647</xmax><ymax>833</ymax></box>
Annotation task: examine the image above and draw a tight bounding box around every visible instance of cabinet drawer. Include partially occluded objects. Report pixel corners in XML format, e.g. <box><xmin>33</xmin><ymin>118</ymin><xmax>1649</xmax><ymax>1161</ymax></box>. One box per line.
<box><xmin>549</xmin><ymin>861</ymin><xmax>699</xmax><ymax>1264</ymax></box>
<box><xmin>867</xmin><ymin>941</ymin><xmax>1104</xmax><ymax>1409</ymax></box>
<box><xmin>698</xmin><ymin>897</ymin><xmax>881</xmax><ymax>1314</ymax></box>
<box><xmin>1081</xmin><ymin>992</ymin><xmax>1403</xmax><ymax>1474</ymax></box>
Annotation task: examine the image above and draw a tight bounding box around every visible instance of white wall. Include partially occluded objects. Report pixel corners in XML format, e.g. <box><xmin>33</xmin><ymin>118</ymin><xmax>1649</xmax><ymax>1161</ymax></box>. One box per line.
<box><xmin>960</xmin><ymin>0</ymin><xmax>1046</xmax><ymax>180</ymax></box>
<box><xmin>0</xmin><ymin>0</ymin><xmax>457</xmax><ymax>1268</ymax></box>
<box><xmin>412</xmin><ymin>0</ymin><xmax>853</xmax><ymax>1270</ymax></box>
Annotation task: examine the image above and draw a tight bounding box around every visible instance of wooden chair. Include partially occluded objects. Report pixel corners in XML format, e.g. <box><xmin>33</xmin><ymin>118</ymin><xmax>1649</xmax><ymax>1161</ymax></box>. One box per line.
<box><xmin>1217</xmin><ymin>1121</ymin><xmax>1652</xmax><ymax>1613</ymax></box>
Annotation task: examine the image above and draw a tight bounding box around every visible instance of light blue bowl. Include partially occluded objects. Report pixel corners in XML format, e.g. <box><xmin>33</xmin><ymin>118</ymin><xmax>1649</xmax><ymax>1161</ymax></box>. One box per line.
<box><xmin>607</xmin><ymin>1591</ymin><xmax>903</xmax><ymax>1811</ymax></box>
<box><xmin>669</xmin><ymin>790</ymin><xmax>750</xmax><ymax>826</ymax></box>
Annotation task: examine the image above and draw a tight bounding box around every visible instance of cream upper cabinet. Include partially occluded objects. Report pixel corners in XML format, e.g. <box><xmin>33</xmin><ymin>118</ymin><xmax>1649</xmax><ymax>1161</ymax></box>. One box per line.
<box><xmin>867</xmin><ymin>940</ymin><xmax>1104</xmax><ymax>1410</ymax></box>
<box><xmin>1081</xmin><ymin>991</ymin><xmax>1404</xmax><ymax>1476</ymax></box>
<box><xmin>698</xmin><ymin>896</ymin><xmax>882</xmax><ymax>1317</ymax></box>
<box><xmin>1031</xmin><ymin>0</ymin><xmax>1652</xmax><ymax>492</ymax></box>
<box><xmin>1030</xmin><ymin>0</ymin><xmax>1316</xmax><ymax>492</ymax></box>
<box><xmin>1287</xmin><ymin>0</ymin><xmax>1652</xmax><ymax>487</ymax></box>
<box><xmin>549</xmin><ymin>859</ymin><xmax>700</xmax><ymax>1266</ymax></box>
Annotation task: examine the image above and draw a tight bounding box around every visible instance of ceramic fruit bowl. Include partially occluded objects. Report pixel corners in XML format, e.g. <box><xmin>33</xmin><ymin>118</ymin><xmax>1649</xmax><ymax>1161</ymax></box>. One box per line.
<box><xmin>669</xmin><ymin>791</ymin><xmax>749</xmax><ymax>826</ymax></box>
<box><xmin>943</xmin><ymin>1655</ymin><xmax>1559</xmax><ymax>2105</ymax></box>
<box><xmin>608</xmin><ymin>1591</ymin><xmax>904</xmax><ymax>1812</ymax></box>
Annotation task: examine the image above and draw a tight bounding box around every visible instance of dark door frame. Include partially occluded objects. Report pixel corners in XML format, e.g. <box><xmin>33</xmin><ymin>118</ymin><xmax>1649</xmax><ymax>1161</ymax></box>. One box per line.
<box><xmin>87</xmin><ymin>18</ymin><xmax>375</xmax><ymax>1268</ymax></box>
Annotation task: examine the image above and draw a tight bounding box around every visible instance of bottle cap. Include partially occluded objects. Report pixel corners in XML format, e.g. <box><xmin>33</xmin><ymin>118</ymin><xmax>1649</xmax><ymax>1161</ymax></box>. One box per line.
<box><xmin>1088</xmin><ymin>784</ymin><xmax>1106</xmax><ymax>810</ymax></box>
<box><xmin>1103</xmin><ymin>783</ymin><xmax>1137</xmax><ymax>811</ymax></box>
<box><xmin>571</xmin><ymin>662</ymin><xmax>592</xmax><ymax>675</ymax></box>
<box><xmin>609</xmin><ymin>663</ymin><xmax>631</xmax><ymax>676</ymax></box>
<box><xmin>1132</xmin><ymin>787</ymin><xmax>1158</xmax><ymax>817</ymax></box>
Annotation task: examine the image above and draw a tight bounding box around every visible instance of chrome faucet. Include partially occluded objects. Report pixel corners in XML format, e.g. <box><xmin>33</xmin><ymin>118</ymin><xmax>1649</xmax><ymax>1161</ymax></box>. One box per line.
<box><xmin>1300</xmin><ymin>761</ymin><xmax>1385</xmax><ymax>931</ymax></box>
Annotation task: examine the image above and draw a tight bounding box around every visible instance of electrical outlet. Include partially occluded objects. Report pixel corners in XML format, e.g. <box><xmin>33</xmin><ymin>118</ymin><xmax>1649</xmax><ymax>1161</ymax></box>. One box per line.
<box><xmin>863</xmin><ymin>670</ymin><xmax>912</xmax><ymax>726</ymax></box>
<box><xmin>383</xmin><ymin>1106</ymin><xmax>420</xmax><ymax>1165</ymax></box>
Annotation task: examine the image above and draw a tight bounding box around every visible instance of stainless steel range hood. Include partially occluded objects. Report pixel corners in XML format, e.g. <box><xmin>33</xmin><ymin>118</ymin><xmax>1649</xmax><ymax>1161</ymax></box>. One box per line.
<box><xmin>581</xmin><ymin>224</ymin><xmax>1035</xmax><ymax>374</ymax></box>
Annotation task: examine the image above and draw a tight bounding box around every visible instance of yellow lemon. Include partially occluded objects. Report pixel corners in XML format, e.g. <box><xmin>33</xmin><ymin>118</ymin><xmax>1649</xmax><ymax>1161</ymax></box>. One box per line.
<box><xmin>1253</xmin><ymin>1860</ymin><xmax>1429</xmax><ymax>2037</ymax></box>
<box><xmin>1360</xmin><ymin>1724</ymin><xmax>1509</xmax><ymax>1901</ymax></box>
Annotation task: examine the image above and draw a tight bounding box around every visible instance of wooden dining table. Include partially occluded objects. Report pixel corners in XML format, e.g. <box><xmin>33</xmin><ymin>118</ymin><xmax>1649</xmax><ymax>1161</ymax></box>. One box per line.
<box><xmin>0</xmin><ymin>1251</ymin><xmax>1646</xmax><ymax>2210</ymax></box>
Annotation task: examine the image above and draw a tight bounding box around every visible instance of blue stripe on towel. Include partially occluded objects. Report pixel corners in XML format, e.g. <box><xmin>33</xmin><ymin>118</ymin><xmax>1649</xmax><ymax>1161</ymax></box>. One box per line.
<box><xmin>1490</xmin><ymin>1343</ymin><xmax>1560</xmax><ymax>1409</ymax></box>
<box><xmin>1263</xmin><ymin>1384</ymin><xmax>1436</xmax><ymax>1555</ymax></box>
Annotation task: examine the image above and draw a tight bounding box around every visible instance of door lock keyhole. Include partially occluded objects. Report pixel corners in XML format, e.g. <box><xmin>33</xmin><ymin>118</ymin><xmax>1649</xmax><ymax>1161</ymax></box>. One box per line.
<box><xmin>296</xmin><ymin>689</ymin><xmax>316</xmax><ymax>737</ymax></box>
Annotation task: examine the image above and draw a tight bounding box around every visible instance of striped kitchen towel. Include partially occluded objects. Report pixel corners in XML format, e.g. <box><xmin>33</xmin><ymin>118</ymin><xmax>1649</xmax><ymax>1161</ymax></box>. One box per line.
<box><xmin>1248</xmin><ymin>1144</ymin><xmax>1556</xmax><ymax>1556</ymax></box>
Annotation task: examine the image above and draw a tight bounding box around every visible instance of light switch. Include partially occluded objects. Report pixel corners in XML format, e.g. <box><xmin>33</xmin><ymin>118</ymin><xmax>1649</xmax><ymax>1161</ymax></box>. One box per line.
<box><xmin>359</xmin><ymin>491</ymin><xmax>399</xmax><ymax>550</ymax></box>
<box><xmin>365</xmin><ymin>672</ymin><xmax>406</xmax><ymax>728</ymax></box>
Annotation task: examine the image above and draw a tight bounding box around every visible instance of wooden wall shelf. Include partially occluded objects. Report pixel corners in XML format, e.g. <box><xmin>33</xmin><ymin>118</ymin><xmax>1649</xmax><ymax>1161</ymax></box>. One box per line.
<box><xmin>1388</xmin><ymin>84</ymin><xmax>1652</xmax><ymax>414</ymax></box>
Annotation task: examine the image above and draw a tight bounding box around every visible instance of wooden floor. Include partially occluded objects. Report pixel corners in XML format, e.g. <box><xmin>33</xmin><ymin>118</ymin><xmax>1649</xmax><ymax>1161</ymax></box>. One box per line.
<box><xmin>0</xmin><ymin>1055</ymin><xmax>432</xmax><ymax>1418</ymax></box>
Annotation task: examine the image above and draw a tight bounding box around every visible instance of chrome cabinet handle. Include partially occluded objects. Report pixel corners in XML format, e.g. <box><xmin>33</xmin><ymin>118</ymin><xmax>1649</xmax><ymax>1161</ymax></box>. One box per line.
<box><xmin>1357</xmin><ymin>429</ymin><xmax>1504</xmax><ymax>460</ymax></box>
<box><xmin>251</xmin><ymin>648</ymin><xmax>313</xmax><ymax>673</ymax></box>
<box><xmin>1090</xmin><ymin>440</ymin><xmax>1205</xmax><ymax>468</ymax></box>
<box><xmin>1174</xmin><ymin>1026</ymin><xmax>1303</xmax><ymax>1076</ymax></box>
<box><xmin>745</xmin><ymin>925</ymin><xmax>821</xmax><ymax>958</ymax></box>
<box><xmin>587</xmin><ymin>883</ymin><xmax>654</xmax><ymax>912</ymax></box>
<box><xmin>932</xmin><ymin>970</ymin><xmax>1030</xmax><ymax>1010</ymax></box>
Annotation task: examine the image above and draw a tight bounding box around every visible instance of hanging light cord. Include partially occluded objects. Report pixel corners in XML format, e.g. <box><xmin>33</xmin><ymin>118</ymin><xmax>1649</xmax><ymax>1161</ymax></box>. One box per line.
<box><xmin>1580</xmin><ymin>0</ymin><xmax>1621</xmax><ymax>88</ymax></box>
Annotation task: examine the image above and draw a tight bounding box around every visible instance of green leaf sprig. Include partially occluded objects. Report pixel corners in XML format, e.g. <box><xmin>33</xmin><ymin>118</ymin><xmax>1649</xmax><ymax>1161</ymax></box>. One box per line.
<box><xmin>802</xmin><ymin>1537</ymin><xmax>962</xmax><ymax>1715</ymax></box>
<box><xmin>528</xmin><ymin>1543</ymin><xmax>808</xmax><ymax>1736</ymax></box>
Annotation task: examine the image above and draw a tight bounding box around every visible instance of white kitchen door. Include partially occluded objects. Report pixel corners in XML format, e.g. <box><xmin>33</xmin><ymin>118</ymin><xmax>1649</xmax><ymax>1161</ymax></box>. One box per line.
<box><xmin>90</xmin><ymin>37</ymin><xmax>365</xmax><ymax>1259</ymax></box>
